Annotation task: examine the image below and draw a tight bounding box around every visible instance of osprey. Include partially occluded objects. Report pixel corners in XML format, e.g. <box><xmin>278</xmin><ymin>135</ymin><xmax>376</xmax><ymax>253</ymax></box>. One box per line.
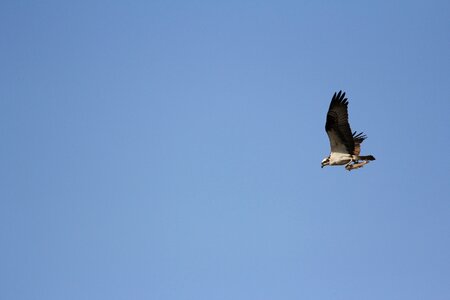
<box><xmin>321</xmin><ymin>91</ymin><xmax>376</xmax><ymax>171</ymax></box>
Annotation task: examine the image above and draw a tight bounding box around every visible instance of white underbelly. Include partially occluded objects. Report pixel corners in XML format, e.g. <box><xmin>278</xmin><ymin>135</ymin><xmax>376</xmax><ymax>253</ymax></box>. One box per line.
<box><xmin>330</xmin><ymin>152</ymin><xmax>352</xmax><ymax>165</ymax></box>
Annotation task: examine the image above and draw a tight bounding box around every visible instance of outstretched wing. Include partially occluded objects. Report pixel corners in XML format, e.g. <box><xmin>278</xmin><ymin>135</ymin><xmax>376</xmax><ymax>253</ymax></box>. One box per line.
<box><xmin>325</xmin><ymin>91</ymin><xmax>355</xmax><ymax>154</ymax></box>
<box><xmin>352</xmin><ymin>131</ymin><xmax>367</xmax><ymax>156</ymax></box>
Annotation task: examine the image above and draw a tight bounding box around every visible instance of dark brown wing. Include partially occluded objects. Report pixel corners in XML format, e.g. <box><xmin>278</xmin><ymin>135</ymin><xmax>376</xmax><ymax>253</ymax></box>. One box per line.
<box><xmin>352</xmin><ymin>131</ymin><xmax>367</xmax><ymax>156</ymax></box>
<box><xmin>325</xmin><ymin>91</ymin><xmax>355</xmax><ymax>154</ymax></box>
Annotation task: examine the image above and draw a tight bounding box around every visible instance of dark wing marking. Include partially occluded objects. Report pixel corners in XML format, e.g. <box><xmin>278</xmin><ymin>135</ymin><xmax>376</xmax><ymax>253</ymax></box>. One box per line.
<box><xmin>352</xmin><ymin>131</ymin><xmax>367</xmax><ymax>156</ymax></box>
<box><xmin>325</xmin><ymin>91</ymin><xmax>355</xmax><ymax>154</ymax></box>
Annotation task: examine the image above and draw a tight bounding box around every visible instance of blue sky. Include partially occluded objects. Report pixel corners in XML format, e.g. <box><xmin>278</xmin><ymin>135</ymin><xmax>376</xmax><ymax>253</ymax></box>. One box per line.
<box><xmin>1</xmin><ymin>1</ymin><xmax>449</xmax><ymax>299</ymax></box>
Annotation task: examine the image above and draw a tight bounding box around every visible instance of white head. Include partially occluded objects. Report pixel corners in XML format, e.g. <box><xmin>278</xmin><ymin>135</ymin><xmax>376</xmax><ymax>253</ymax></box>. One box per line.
<box><xmin>321</xmin><ymin>156</ymin><xmax>330</xmax><ymax>168</ymax></box>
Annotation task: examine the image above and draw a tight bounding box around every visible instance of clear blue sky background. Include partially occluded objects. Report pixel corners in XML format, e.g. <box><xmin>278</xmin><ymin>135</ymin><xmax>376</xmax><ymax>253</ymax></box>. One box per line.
<box><xmin>1</xmin><ymin>1</ymin><xmax>449</xmax><ymax>299</ymax></box>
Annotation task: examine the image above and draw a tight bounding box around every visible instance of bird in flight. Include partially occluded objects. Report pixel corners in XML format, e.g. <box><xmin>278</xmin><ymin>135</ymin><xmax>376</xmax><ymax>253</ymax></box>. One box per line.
<box><xmin>321</xmin><ymin>91</ymin><xmax>376</xmax><ymax>171</ymax></box>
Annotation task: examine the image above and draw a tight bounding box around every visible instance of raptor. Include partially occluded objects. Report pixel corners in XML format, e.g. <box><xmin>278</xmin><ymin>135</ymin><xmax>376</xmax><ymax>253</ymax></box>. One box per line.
<box><xmin>321</xmin><ymin>91</ymin><xmax>376</xmax><ymax>171</ymax></box>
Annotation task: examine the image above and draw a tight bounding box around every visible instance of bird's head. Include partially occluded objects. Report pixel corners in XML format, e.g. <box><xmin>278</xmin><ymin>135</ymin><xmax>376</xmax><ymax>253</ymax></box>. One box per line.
<box><xmin>321</xmin><ymin>156</ymin><xmax>330</xmax><ymax>168</ymax></box>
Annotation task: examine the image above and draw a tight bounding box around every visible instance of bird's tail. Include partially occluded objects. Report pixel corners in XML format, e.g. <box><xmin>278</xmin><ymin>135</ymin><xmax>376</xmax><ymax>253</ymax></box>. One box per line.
<box><xmin>358</xmin><ymin>155</ymin><xmax>376</xmax><ymax>161</ymax></box>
